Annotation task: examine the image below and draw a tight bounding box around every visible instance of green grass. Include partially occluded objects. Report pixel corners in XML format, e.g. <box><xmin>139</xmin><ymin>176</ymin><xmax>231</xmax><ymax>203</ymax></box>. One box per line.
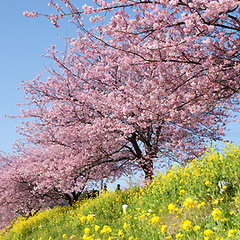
<box><xmin>1</xmin><ymin>142</ymin><xmax>240</xmax><ymax>240</ymax></box>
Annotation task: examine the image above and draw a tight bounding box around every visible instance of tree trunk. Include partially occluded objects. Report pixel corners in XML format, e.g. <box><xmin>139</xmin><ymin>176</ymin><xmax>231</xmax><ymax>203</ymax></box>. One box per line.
<box><xmin>128</xmin><ymin>132</ymin><xmax>154</xmax><ymax>182</ymax></box>
<box><xmin>64</xmin><ymin>191</ymin><xmax>80</xmax><ymax>206</ymax></box>
<box><xmin>140</xmin><ymin>159</ymin><xmax>153</xmax><ymax>182</ymax></box>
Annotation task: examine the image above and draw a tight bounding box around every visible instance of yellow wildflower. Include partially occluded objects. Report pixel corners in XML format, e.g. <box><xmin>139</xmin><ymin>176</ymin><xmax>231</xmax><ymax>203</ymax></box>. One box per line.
<box><xmin>204</xmin><ymin>229</ymin><xmax>213</xmax><ymax>237</ymax></box>
<box><xmin>150</xmin><ymin>216</ymin><xmax>160</xmax><ymax>226</ymax></box>
<box><xmin>128</xmin><ymin>237</ymin><xmax>136</xmax><ymax>240</ymax></box>
<box><xmin>222</xmin><ymin>186</ymin><xmax>227</xmax><ymax>191</ymax></box>
<box><xmin>84</xmin><ymin>228</ymin><xmax>91</xmax><ymax>234</ymax></box>
<box><xmin>80</xmin><ymin>216</ymin><xmax>87</xmax><ymax>223</ymax></box>
<box><xmin>175</xmin><ymin>233</ymin><xmax>184</xmax><ymax>239</ymax></box>
<box><xmin>118</xmin><ymin>229</ymin><xmax>124</xmax><ymax>237</ymax></box>
<box><xmin>211</xmin><ymin>208</ymin><xmax>222</xmax><ymax>221</ymax></box>
<box><xmin>180</xmin><ymin>220</ymin><xmax>192</xmax><ymax>231</ymax></box>
<box><xmin>205</xmin><ymin>181</ymin><xmax>210</xmax><ymax>186</ymax></box>
<box><xmin>193</xmin><ymin>225</ymin><xmax>200</xmax><ymax>231</ymax></box>
<box><xmin>123</xmin><ymin>222</ymin><xmax>130</xmax><ymax>229</ymax></box>
<box><xmin>230</xmin><ymin>211</ymin><xmax>234</xmax><ymax>215</ymax></box>
<box><xmin>228</xmin><ymin>229</ymin><xmax>237</xmax><ymax>238</ymax></box>
<box><xmin>62</xmin><ymin>234</ymin><xmax>67</xmax><ymax>239</ymax></box>
<box><xmin>160</xmin><ymin>224</ymin><xmax>167</xmax><ymax>233</ymax></box>
<box><xmin>86</xmin><ymin>214</ymin><xmax>93</xmax><ymax>222</ymax></box>
<box><xmin>83</xmin><ymin>235</ymin><xmax>94</xmax><ymax>240</ymax></box>
<box><xmin>197</xmin><ymin>201</ymin><xmax>205</xmax><ymax>210</ymax></box>
<box><xmin>100</xmin><ymin>225</ymin><xmax>112</xmax><ymax>234</ymax></box>
<box><xmin>95</xmin><ymin>225</ymin><xmax>100</xmax><ymax>231</ymax></box>
<box><xmin>179</xmin><ymin>190</ymin><xmax>185</xmax><ymax>195</ymax></box>
<box><xmin>183</xmin><ymin>197</ymin><xmax>195</xmax><ymax>210</ymax></box>
<box><xmin>168</xmin><ymin>203</ymin><xmax>175</xmax><ymax>213</ymax></box>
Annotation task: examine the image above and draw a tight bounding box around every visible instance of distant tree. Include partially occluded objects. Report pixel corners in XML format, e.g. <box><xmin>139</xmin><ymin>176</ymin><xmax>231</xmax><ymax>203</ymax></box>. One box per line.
<box><xmin>0</xmin><ymin>143</ymin><xmax>112</xmax><ymax>227</ymax></box>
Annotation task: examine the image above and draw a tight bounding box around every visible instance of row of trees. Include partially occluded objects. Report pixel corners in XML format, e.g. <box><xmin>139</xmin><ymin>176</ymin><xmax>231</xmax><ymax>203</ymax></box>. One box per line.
<box><xmin>1</xmin><ymin>0</ymin><xmax>240</xmax><ymax>229</ymax></box>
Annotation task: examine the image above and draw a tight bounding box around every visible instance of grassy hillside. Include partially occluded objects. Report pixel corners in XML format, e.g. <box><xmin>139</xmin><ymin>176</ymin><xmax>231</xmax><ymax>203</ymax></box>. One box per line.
<box><xmin>1</xmin><ymin>143</ymin><xmax>240</xmax><ymax>240</ymax></box>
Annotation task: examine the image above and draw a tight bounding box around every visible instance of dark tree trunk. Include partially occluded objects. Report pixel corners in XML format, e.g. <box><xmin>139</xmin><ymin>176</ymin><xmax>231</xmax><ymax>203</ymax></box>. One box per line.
<box><xmin>64</xmin><ymin>191</ymin><xmax>81</xmax><ymax>206</ymax></box>
<box><xmin>128</xmin><ymin>132</ymin><xmax>154</xmax><ymax>182</ymax></box>
<box><xmin>140</xmin><ymin>159</ymin><xmax>154</xmax><ymax>182</ymax></box>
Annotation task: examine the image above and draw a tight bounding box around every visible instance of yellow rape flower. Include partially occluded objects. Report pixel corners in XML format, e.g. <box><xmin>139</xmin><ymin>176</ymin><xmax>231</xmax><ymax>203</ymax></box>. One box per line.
<box><xmin>100</xmin><ymin>225</ymin><xmax>112</xmax><ymax>234</ymax></box>
<box><xmin>180</xmin><ymin>190</ymin><xmax>185</xmax><ymax>195</ymax></box>
<box><xmin>80</xmin><ymin>216</ymin><xmax>87</xmax><ymax>223</ymax></box>
<box><xmin>204</xmin><ymin>229</ymin><xmax>213</xmax><ymax>237</ymax></box>
<box><xmin>193</xmin><ymin>225</ymin><xmax>200</xmax><ymax>231</ymax></box>
<box><xmin>86</xmin><ymin>214</ymin><xmax>93</xmax><ymax>222</ymax></box>
<box><xmin>197</xmin><ymin>202</ymin><xmax>205</xmax><ymax>210</ymax></box>
<box><xmin>175</xmin><ymin>233</ymin><xmax>184</xmax><ymax>239</ymax></box>
<box><xmin>183</xmin><ymin>197</ymin><xmax>195</xmax><ymax>210</ymax></box>
<box><xmin>150</xmin><ymin>216</ymin><xmax>160</xmax><ymax>226</ymax></box>
<box><xmin>211</xmin><ymin>208</ymin><xmax>222</xmax><ymax>221</ymax></box>
<box><xmin>83</xmin><ymin>235</ymin><xmax>94</xmax><ymax>240</ymax></box>
<box><xmin>205</xmin><ymin>181</ymin><xmax>210</xmax><ymax>186</ymax></box>
<box><xmin>84</xmin><ymin>228</ymin><xmax>91</xmax><ymax>234</ymax></box>
<box><xmin>118</xmin><ymin>229</ymin><xmax>124</xmax><ymax>237</ymax></box>
<box><xmin>123</xmin><ymin>222</ymin><xmax>130</xmax><ymax>229</ymax></box>
<box><xmin>180</xmin><ymin>220</ymin><xmax>192</xmax><ymax>231</ymax></box>
<box><xmin>95</xmin><ymin>225</ymin><xmax>100</xmax><ymax>231</ymax></box>
<box><xmin>128</xmin><ymin>237</ymin><xmax>137</xmax><ymax>240</ymax></box>
<box><xmin>222</xmin><ymin>186</ymin><xmax>227</xmax><ymax>191</ymax></box>
<box><xmin>168</xmin><ymin>203</ymin><xmax>175</xmax><ymax>213</ymax></box>
<box><xmin>160</xmin><ymin>224</ymin><xmax>167</xmax><ymax>233</ymax></box>
<box><xmin>228</xmin><ymin>229</ymin><xmax>237</xmax><ymax>238</ymax></box>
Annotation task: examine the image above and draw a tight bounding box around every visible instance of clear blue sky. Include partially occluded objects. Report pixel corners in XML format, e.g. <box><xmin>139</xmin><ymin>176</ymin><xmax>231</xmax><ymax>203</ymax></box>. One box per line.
<box><xmin>0</xmin><ymin>0</ymin><xmax>75</xmax><ymax>154</ymax></box>
<box><xmin>0</xmin><ymin>0</ymin><xmax>240</xmax><ymax>157</ymax></box>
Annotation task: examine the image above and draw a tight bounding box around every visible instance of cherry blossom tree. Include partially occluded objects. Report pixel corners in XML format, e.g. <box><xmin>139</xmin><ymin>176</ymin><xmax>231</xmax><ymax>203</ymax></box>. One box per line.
<box><xmin>0</xmin><ymin>149</ymin><xmax>61</xmax><ymax>228</ymax></box>
<box><xmin>20</xmin><ymin>0</ymin><xmax>240</xmax><ymax>182</ymax></box>
<box><xmin>0</xmin><ymin>142</ymin><xmax>122</xmax><ymax>227</ymax></box>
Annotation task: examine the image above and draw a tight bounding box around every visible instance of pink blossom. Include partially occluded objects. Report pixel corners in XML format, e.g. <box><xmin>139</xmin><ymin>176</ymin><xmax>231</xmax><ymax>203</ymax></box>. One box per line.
<box><xmin>23</xmin><ymin>11</ymin><xmax>38</xmax><ymax>17</ymax></box>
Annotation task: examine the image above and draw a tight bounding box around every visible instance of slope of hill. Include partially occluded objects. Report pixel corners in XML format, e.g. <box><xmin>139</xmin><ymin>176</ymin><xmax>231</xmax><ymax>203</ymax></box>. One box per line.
<box><xmin>1</xmin><ymin>142</ymin><xmax>240</xmax><ymax>240</ymax></box>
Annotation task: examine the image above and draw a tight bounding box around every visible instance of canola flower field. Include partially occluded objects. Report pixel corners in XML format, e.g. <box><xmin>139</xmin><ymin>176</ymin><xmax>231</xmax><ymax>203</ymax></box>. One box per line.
<box><xmin>1</xmin><ymin>143</ymin><xmax>240</xmax><ymax>240</ymax></box>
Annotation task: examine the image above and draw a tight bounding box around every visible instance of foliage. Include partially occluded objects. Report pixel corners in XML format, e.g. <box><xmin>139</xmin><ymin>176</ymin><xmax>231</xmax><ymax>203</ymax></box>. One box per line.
<box><xmin>2</xmin><ymin>143</ymin><xmax>240</xmax><ymax>239</ymax></box>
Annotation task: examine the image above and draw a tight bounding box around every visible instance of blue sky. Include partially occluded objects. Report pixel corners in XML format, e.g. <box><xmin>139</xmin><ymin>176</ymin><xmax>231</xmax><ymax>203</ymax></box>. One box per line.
<box><xmin>0</xmin><ymin>0</ymin><xmax>240</xmax><ymax>157</ymax></box>
<box><xmin>0</xmin><ymin>0</ymin><xmax>75</xmax><ymax>154</ymax></box>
